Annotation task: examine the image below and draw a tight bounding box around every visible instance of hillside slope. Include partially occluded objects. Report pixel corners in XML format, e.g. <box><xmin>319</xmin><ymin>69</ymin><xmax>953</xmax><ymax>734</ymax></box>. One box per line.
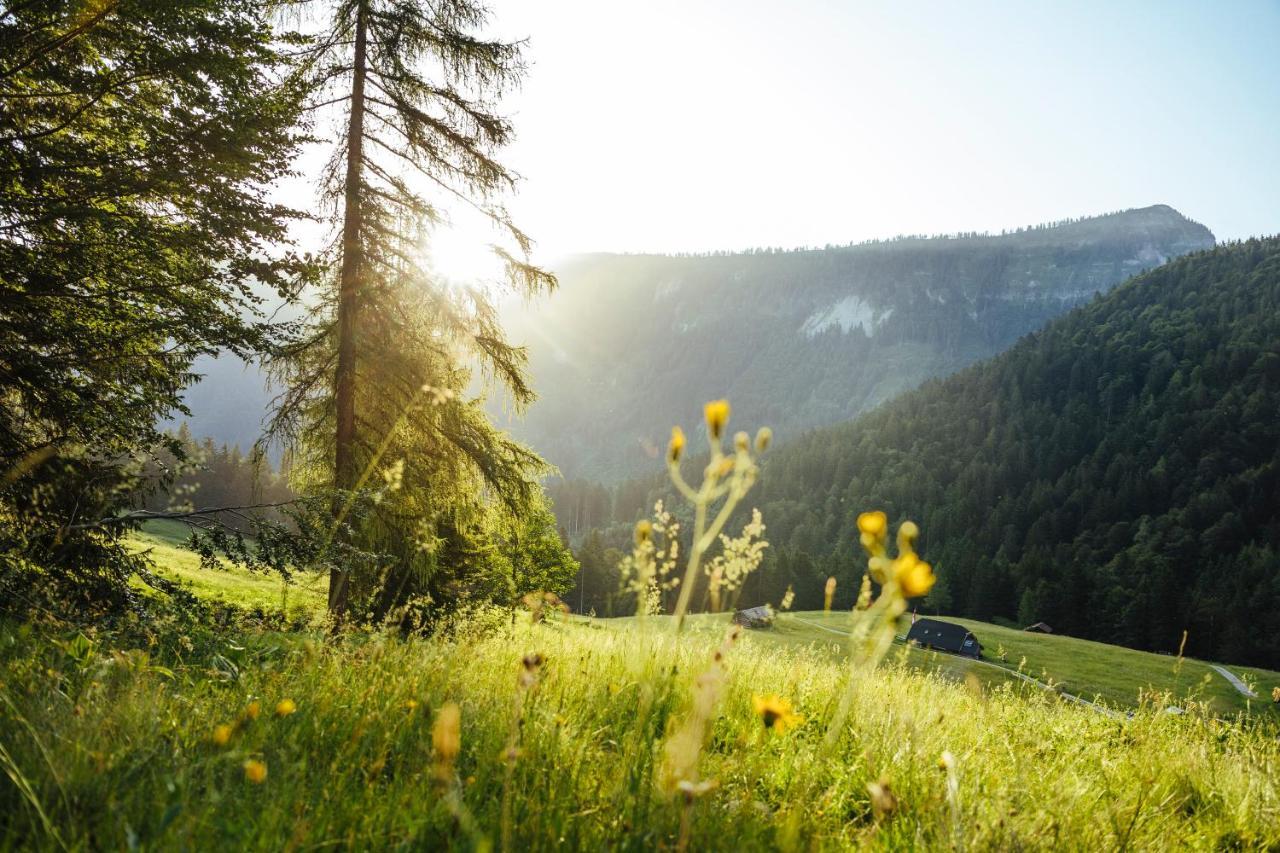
<box><xmin>499</xmin><ymin>205</ymin><xmax>1213</xmax><ymax>481</ymax></box>
<box><xmin>738</xmin><ymin>237</ymin><xmax>1280</xmax><ymax>667</ymax></box>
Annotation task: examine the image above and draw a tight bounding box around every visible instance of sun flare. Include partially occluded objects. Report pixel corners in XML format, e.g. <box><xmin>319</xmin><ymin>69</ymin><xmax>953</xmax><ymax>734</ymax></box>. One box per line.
<box><xmin>426</xmin><ymin>219</ymin><xmax>506</xmax><ymax>285</ymax></box>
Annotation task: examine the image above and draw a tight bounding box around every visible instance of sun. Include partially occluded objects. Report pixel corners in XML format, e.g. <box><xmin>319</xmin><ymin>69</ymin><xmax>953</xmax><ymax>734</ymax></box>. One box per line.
<box><xmin>426</xmin><ymin>218</ymin><xmax>506</xmax><ymax>285</ymax></box>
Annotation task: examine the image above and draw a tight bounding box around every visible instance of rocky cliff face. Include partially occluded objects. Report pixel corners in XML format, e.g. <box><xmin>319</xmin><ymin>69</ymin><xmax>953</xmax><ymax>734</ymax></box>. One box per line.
<box><xmin>496</xmin><ymin>205</ymin><xmax>1214</xmax><ymax>481</ymax></box>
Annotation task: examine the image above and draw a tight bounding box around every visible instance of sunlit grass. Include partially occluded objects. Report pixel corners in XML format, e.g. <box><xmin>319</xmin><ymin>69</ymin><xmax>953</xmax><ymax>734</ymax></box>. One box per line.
<box><xmin>2</xmin><ymin>616</ymin><xmax>1277</xmax><ymax>849</ymax></box>
<box><xmin>126</xmin><ymin>520</ymin><xmax>327</xmax><ymax>618</ymax></box>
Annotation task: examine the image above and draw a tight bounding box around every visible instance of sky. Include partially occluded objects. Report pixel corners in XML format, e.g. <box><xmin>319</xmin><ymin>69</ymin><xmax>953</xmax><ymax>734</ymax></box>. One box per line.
<box><xmin>465</xmin><ymin>0</ymin><xmax>1280</xmax><ymax>262</ymax></box>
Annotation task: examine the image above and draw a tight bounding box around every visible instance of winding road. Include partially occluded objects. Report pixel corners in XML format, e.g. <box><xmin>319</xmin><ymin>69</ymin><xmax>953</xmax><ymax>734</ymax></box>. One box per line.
<box><xmin>1210</xmin><ymin>664</ymin><xmax>1257</xmax><ymax>697</ymax></box>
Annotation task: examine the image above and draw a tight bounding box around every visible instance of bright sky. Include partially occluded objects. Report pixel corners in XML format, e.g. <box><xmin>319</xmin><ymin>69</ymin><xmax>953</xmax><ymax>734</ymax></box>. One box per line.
<box><xmin>476</xmin><ymin>0</ymin><xmax>1280</xmax><ymax>261</ymax></box>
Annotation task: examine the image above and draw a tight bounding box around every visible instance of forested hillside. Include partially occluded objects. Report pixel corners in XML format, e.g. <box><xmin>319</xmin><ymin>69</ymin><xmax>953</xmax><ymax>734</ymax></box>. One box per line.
<box><xmin>500</xmin><ymin>206</ymin><xmax>1213</xmax><ymax>482</ymax></box>
<box><xmin>727</xmin><ymin>237</ymin><xmax>1280</xmax><ymax>666</ymax></box>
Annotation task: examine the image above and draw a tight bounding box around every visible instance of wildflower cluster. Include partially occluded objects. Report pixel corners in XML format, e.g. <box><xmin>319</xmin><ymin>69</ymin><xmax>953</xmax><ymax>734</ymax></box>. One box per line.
<box><xmin>704</xmin><ymin>508</ymin><xmax>768</xmax><ymax>613</ymax></box>
<box><xmin>618</xmin><ymin>502</ymin><xmax>682</xmax><ymax>616</ymax></box>
<box><xmin>208</xmin><ymin>697</ymin><xmax>296</xmax><ymax>785</ymax></box>
<box><xmin>664</xmin><ymin>399</ymin><xmax>772</xmax><ymax>629</ymax></box>
<box><xmin>823</xmin><ymin>511</ymin><xmax>937</xmax><ymax>745</ymax></box>
<box><xmin>860</xmin><ymin>511</ymin><xmax>936</xmax><ymax>598</ymax></box>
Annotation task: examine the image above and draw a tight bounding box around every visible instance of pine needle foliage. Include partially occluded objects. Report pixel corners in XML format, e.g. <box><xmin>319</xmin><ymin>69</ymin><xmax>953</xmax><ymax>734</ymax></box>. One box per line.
<box><xmin>0</xmin><ymin>0</ymin><xmax>311</xmax><ymax>612</ymax></box>
<box><xmin>270</xmin><ymin>0</ymin><xmax>563</xmax><ymax>621</ymax></box>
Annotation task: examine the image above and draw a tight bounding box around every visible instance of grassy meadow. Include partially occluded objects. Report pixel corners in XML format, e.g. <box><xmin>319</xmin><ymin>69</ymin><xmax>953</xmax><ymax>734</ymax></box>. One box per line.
<box><xmin>1</xmin><ymin>528</ymin><xmax>1270</xmax><ymax>849</ymax></box>
<box><xmin>4</xmin><ymin>589</ymin><xmax>1280</xmax><ymax>848</ymax></box>
<box><xmin>127</xmin><ymin>520</ymin><xmax>328</xmax><ymax>619</ymax></box>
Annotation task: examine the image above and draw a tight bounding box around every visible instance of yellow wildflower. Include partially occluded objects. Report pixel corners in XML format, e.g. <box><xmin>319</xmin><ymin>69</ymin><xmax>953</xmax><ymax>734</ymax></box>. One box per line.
<box><xmin>245</xmin><ymin>700</ymin><xmax>261</xmax><ymax>721</ymax></box>
<box><xmin>733</xmin><ymin>431</ymin><xmax>750</xmax><ymax>453</ymax></box>
<box><xmin>703</xmin><ymin>399</ymin><xmax>731</xmax><ymax>441</ymax></box>
<box><xmin>432</xmin><ymin>702</ymin><xmax>461</xmax><ymax>764</ymax></box>
<box><xmin>857</xmin><ymin>510</ymin><xmax>888</xmax><ymax>538</ymax></box>
<box><xmin>212</xmin><ymin>724</ymin><xmax>232</xmax><ymax>746</ymax></box>
<box><xmin>667</xmin><ymin>426</ymin><xmax>686</xmax><ymax>464</ymax></box>
<box><xmin>634</xmin><ymin>520</ymin><xmax>653</xmax><ymax>547</ymax></box>
<box><xmin>752</xmin><ymin>694</ymin><xmax>803</xmax><ymax>734</ymax></box>
<box><xmin>780</xmin><ymin>585</ymin><xmax>795</xmax><ymax>611</ymax></box>
<box><xmin>243</xmin><ymin>759</ymin><xmax>267</xmax><ymax>784</ymax></box>
<box><xmin>857</xmin><ymin>511</ymin><xmax>888</xmax><ymax>558</ymax></box>
<box><xmin>754</xmin><ymin>427</ymin><xmax>772</xmax><ymax>453</ymax></box>
<box><xmin>275</xmin><ymin>698</ymin><xmax>297</xmax><ymax>717</ymax></box>
<box><xmin>823</xmin><ymin>576</ymin><xmax>837</xmax><ymax>612</ymax></box>
<box><xmin>1272</xmin><ymin>686</ymin><xmax>1280</xmax><ymax>704</ymax></box>
<box><xmin>894</xmin><ymin>552</ymin><xmax>936</xmax><ymax>598</ymax></box>
<box><xmin>404</xmin><ymin>699</ymin><xmax>419</xmax><ymax>711</ymax></box>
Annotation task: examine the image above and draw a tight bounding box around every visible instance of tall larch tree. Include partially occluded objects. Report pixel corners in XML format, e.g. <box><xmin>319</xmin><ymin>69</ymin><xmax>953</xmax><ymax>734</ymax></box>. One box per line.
<box><xmin>272</xmin><ymin>0</ymin><xmax>565</xmax><ymax>621</ymax></box>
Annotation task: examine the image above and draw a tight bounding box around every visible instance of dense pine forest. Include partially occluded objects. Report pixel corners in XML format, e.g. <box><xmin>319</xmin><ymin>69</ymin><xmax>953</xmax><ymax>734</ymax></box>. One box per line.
<box><xmin>573</xmin><ymin>239</ymin><xmax>1280</xmax><ymax>665</ymax></box>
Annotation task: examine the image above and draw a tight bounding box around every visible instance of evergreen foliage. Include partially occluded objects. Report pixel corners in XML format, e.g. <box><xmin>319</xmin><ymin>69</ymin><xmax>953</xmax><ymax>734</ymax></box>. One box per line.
<box><xmin>0</xmin><ymin>0</ymin><xmax>309</xmax><ymax>611</ymax></box>
<box><xmin>141</xmin><ymin>425</ymin><xmax>296</xmax><ymax>527</ymax></box>
<box><xmin>271</xmin><ymin>0</ymin><xmax>568</xmax><ymax>622</ymax></box>
<box><xmin>740</xmin><ymin>238</ymin><xmax>1280</xmax><ymax>666</ymax></box>
<box><xmin>573</xmin><ymin>239</ymin><xmax>1280</xmax><ymax>666</ymax></box>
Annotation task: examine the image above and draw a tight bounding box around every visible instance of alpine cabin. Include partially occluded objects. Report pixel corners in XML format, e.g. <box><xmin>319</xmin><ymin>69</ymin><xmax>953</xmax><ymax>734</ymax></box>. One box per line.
<box><xmin>906</xmin><ymin>618</ymin><xmax>982</xmax><ymax>658</ymax></box>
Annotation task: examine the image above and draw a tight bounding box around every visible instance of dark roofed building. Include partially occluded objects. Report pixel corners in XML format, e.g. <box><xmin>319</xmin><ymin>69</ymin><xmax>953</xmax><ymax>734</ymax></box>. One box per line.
<box><xmin>1023</xmin><ymin>622</ymin><xmax>1054</xmax><ymax>634</ymax></box>
<box><xmin>733</xmin><ymin>605</ymin><xmax>773</xmax><ymax>629</ymax></box>
<box><xmin>906</xmin><ymin>618</ymin><xmax>982</xmax><ymax>658</ymax></box>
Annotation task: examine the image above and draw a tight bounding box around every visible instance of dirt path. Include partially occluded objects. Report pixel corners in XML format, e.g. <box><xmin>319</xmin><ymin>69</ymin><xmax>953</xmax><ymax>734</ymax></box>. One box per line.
<box><xmin>1210</xmin><ymin>664</ymin><xmax>1257</xmax><ymax>697</ymax></box>
<box><xmin>786</xmin><ymin>614</ymin><xmax>1126</xmax><ymax>720</ymax></box>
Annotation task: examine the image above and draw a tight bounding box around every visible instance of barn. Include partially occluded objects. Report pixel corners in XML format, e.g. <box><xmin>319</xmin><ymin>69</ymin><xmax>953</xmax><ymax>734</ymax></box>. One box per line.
<box><xmin>906</xmin><ymin>618</ymin><xmax>982</xmax><ymax>658</ymax></box>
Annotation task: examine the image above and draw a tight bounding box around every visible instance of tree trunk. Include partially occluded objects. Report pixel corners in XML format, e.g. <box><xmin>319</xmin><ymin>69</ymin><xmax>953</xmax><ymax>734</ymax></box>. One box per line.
<box><xmin>330</xmin><ymin>0</ymin><xmax>368</xmax><ymax>620</ymax></box>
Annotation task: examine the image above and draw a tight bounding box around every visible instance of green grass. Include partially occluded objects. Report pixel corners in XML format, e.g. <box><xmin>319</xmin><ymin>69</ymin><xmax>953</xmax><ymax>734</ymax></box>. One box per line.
<box><xmin>127</xmin><ymin>519</ymin><xmax>327</xmax><ymax>618</ymax></box>
<box><xmin>771</xmin><ymin>611</ymin><xmax>1280</xmax><ymax>717</ymax></box>
<box><xmin>2</xmin><ymin>615</ymin><xmax>1278</xmax><ymax>850</ymax></box>
<box><xmin>125</xmin><ymin>530</ymin><xmax>1280</xmax><ymax>719</ymax></box>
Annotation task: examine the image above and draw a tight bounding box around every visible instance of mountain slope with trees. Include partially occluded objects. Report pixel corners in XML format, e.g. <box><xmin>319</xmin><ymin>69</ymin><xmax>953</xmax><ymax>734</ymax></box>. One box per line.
<box><xmin>738</xmin><ymin>237</ymin><xmax>1280</xmax><ymax>666</ymax></box>
<box><xmin>499</xmin><ymin>205</ymin><xmax>1214</xmax><ymax>482</ymax></box>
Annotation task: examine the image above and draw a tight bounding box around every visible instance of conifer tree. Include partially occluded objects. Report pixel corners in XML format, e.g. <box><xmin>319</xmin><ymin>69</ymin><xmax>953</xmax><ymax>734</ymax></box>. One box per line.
<box><xmin>0</xmin><ymin>0</ymin><xmax>309</xmax><ymax>607</ymax></box>
<box><xmin>273</xmin><ymin>0</ymin><xmax>559</xmax><ymax>620</ymax></box>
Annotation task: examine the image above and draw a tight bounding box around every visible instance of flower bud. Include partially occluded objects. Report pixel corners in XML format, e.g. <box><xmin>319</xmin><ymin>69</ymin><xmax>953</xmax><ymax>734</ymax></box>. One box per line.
<box><xmin>667</xmin><ymin>426</ymin><xmax>686</xmax><ymax>463</ymax></box>
<box><xmin>754</xmin><ymin>427</ymin><xmax>772</xmax><ymax>453</ymax></box>
<box><xmin>634</xmin><ymin>520</ymin><xmax>653</xmax><ymax>547</ymax></box>
<box><xmin>703</xmin><ymin>399</ymin><xmax>730</xmax><ymax>441</ymax></box>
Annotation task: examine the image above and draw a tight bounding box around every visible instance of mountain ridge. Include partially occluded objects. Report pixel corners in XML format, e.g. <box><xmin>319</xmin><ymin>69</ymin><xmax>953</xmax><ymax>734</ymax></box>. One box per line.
<box><xmin>497</xmin><ymin>204</ymin><xmax>1214</xmax><ymax>482</ymax></box>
